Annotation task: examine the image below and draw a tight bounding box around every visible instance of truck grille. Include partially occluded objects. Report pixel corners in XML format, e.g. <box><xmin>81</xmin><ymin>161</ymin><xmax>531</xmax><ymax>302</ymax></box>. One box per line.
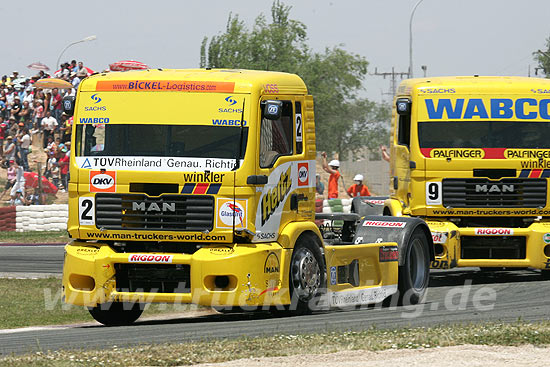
<box><xmin>115</xmin><ymin>263</ymin><xmax>191</xmax><ymax>293</ymax></box>
<box><xmin>461</xmin><ymin>236</ymin><xmax>526</xmax><ymax>259</ymax></box>
<box><xmin>442</xmin><ymin>178</ymin><xmax>546</xmax><ymax>208</ymax></box>
<box><xmin>95</xmin><ymin>194</ymin><xmax>214</xmax><ymax>231</ymax></box>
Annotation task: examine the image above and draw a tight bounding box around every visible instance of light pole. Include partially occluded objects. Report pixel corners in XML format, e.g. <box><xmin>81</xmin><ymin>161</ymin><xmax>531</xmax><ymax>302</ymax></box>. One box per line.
<box><xmin>409</xmin><ymin>0</ymin><xmax>425</xmax><ymax>78</ymax></box>
<box><xmin>56</xmin><ymin>35</ymin><xmax>97</xmax><ymax>72</ymax></box>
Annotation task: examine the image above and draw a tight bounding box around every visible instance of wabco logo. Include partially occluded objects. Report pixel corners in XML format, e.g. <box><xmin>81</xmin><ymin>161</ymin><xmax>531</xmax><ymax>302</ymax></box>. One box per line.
<box><xmin>425</xmin><ymin>98</ymin><xmax>550</xmax><ymax>120</ymax></box>
<box><xmin>132</xmin><ymin>201</ymin><xmax>176</xmax><ymax>213</ymax></box>
<box><xmin>475</xmin><ymin>184</ymin><xmax>514</xmax><ymax>193</ymax></box>
<box><xmin>79</xmin><ymin>117</ymin><xmax>110</xmax><ymax>124</ymax></box>
<box><xmin>91</xmin><ymin>94</ymin><xmax>102</xmax><ymax>104</ymax></box>
<box><xmin>89</xmin><ymin>171</ymin><xmax>116</xmax><ymax>192</ymax></box>
<box><xmin>225</xmin><ymin>96</ymin><xmax>237</xmax><ymax>106</ymax></box>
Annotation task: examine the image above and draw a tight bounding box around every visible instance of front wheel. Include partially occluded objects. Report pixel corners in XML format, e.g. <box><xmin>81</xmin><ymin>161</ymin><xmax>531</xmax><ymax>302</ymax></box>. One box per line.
<box><xmin>397</xmin><ymin>228</ymin><xmax>431</xmax><ymax>305</ymax></box>
<box><xmin>88</xmin><ymin>302</ymin><xmax>144</xmax><ymax>326</ymax></box>
<box><xmin>289</xmin><ymin>234</ymin><xmax>326</xmax><ymax>315</ymax></box>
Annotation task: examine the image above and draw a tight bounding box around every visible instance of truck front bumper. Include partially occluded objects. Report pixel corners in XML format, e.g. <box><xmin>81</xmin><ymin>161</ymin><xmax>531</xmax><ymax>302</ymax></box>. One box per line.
<box><xmin>428</xmin><ymin>221</ymin><xmax>550</xmax><ymax>269</ymax></box>
<box><xmin>62</xmin><ymin>241</ymin><xmax>291</xmax><ymax>308</ymax></box>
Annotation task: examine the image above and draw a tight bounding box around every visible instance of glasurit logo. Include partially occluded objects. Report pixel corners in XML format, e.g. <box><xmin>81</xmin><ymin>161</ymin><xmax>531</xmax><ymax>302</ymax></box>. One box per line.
<box><xmin>132</xmin><ymin>201</ymin><xmax>176</xmax><ymax>213</ymax></box>
<box><xmin>475</xmin><ymin>184</ymin><xmax>515</xmax><ymax>193</ymax></box>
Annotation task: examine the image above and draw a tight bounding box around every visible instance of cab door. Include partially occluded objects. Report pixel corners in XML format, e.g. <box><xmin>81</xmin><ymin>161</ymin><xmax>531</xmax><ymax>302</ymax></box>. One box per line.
<box><xmin>252</xmin><ymin>96</ymin><xmax>303</xmax><ymax>242</ymax></box>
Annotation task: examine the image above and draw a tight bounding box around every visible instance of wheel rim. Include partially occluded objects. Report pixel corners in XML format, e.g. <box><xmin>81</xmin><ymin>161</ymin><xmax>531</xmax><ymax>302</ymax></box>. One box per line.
<box><xmin>408</xmin><ymin>238</ymin><xmax>428</xmax><ymax>291</ymax></box>
<box><xmin>292</xmin><ymin>247</ymin><xmax>321</xmax><ymax>300</ymax></box>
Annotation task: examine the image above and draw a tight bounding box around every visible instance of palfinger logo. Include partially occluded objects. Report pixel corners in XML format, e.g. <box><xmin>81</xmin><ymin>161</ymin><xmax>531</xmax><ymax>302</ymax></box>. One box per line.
<box><xmin>91</xmin><ymin>94</ymin><xmax>102</xmax><ymax>104</ymax></box>
<box><xmin>225</xmin><ymin>96</ymin><xmax>237</xmax><ymax>106</ymax></box>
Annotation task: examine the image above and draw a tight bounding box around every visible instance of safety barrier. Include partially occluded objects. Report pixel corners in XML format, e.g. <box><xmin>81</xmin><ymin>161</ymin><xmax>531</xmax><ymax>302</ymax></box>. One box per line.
<box><xmin>0</xmin><ymin>204</ymin><xmax>69</xmax><ymax>232</ymax></box>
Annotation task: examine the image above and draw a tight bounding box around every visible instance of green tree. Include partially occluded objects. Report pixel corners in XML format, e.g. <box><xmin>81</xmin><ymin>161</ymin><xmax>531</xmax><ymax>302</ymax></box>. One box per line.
<box><xmin>200</xmin><ymin>1</ymin><xmax>390</xmax><ymax>157</ymax></box>
<box><xmin>534</xmin><ymin>37</ymin><xmax>550</xmax><ymax>77</ymax></box>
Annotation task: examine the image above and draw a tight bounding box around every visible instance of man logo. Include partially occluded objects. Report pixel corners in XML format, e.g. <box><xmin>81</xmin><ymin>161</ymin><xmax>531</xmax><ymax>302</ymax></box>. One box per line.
<box><xmin>475</xmin><ymin>184</ymin><xmax>515</xmax><ymax>193</ymax></box>
<box><xmin>298</xmin><ymin>162</ymin><xmax>308</xmax><ymax>187</ymax></box>
<box><xmin>264</xmin><ymin>252</ymin><xmax>280</xmax><ymax>274</ymax></box>
<box><xmin>132</xmin><ymin>201</ymin><xmax>176</xmax><ymax>213</ymax></box>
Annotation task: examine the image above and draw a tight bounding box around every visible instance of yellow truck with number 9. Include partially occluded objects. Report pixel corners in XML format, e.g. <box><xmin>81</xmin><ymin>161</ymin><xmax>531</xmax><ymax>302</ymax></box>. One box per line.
<box><xmin>386</xmin><ymin>76</ymin><xmax>550</xmax><ymax>276</ymax></box>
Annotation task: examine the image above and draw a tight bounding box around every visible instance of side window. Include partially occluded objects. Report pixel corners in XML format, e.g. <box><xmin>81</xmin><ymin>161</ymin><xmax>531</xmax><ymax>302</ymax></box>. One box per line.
<box><xmin>397</xmin><ymin>114</ymin><xmax>410</xmax><ymax>147</ymax></box>
<box><xmin>295</xmin><ymin>101</ymin><xmax>303</xmax><ymax>154</ymax></box>
<box><xmin>260</xmin><ymin>101</ymin><xmax>293</xmax><ymax>168</ymax></box>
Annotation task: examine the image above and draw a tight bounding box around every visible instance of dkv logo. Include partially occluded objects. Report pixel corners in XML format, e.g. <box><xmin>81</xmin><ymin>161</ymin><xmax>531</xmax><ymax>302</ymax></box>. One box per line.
<box><xmin>297</xmin><ymin>163</ymin><xmax>308</xmax><ymax>187</ymax></box>
<box><xmin>89</xmin><ymin>170</ymin><xmax>116</xmax><ymax>192</ymax></box>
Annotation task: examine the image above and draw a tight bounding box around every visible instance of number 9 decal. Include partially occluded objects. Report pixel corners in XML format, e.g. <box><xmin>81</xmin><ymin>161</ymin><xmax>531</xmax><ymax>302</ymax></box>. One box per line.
<box><xmin>79</xmin><ymin>197</ymin><xmax>95</xmax><ymax>226</ymax></box>
<box><xmin>426</xmin><ymin>182</ymin><xmax>442</xmax><ymax>205</ymax></box>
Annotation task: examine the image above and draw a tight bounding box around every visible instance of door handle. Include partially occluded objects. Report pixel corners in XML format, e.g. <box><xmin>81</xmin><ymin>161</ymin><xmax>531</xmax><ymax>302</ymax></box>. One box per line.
<box><xmin>246</xmin><ymin>175</ymin><xmax>268</xmax><ymax>185</ymax></box>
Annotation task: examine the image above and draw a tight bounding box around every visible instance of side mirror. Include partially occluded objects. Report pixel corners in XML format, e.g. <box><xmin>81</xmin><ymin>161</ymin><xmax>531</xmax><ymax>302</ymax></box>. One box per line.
<box><xmin>396</xmin><ymin>98</ymin><xmax>411</xmax><ymax>116</ymax></box>
<box><xmin>62</xmin><ymin>95</ymin><xmax>75</xmax><ymax>117</ymax></box>
<box><xmin>263</xmin><ymin>100</ymin><xmax>282</xmax><ymax>120</ymax></box>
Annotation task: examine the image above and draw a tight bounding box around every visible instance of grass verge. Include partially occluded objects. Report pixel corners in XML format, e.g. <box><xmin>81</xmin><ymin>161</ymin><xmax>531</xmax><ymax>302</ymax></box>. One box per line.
<box><xmin>1</xmin><ymin>321</ymin><xmax>549</xmax><ymax>366</ymax></box>
<box><xmin>0</xmin><ymin>277</ymin><xmax>204</xmax><ymax>329</ymax></box>
<box><xmin>0</xmin><ymin>231</ymin><xmax>69</xmax><ymax>244</ymax></box>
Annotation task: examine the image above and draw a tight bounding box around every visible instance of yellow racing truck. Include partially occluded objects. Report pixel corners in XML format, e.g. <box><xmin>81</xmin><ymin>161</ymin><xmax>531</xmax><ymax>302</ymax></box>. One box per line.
<box><xmin>387</xmin><ymin>76</ymin><xmax>550</xmax><ymax>275</ymax></box>
<box><xmin>61</xmin><ymin>69</ymin><xmax>433</xmax><ymax>325</ymax></box>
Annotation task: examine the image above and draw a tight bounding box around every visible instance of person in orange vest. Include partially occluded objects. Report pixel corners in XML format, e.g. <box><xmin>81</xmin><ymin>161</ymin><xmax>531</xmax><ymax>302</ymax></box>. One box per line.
<box><xmin>321</xmin><ymin>152</ymin><xmax>341</xmax><ymax>199</ymax></box>
<box><xmin>347</xmin><ymin>174</ymin><xmax>371</xmax><ymax>197</ymax></box>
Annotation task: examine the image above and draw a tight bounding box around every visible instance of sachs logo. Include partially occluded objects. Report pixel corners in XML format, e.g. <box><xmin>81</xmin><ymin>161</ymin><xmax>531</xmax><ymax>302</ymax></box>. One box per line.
<box><xmin>89</xmin><ymin>171</ymin><xmax>116</xmax><ymax>192</ymax></box>
<box><xmin>225</xmin><ymin>96</ymin><xmax>237</xmax><ymax>106</ymax></box>
<box><xmin>91</xmin><ymin>94</ymin><xmax>102</xmax><ymax>104</ymax></box>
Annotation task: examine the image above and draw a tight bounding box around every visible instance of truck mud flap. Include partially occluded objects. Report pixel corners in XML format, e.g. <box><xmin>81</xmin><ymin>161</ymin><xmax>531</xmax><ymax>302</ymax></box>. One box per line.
<box><xmin>351</xmin><ymin>196</ymin><xmax>388</xmax><ymax>217</ymax></box>
<box><xmin>352</xmin><ymin>216</ymin><xmax>434</xmax><ymax>265</ymax></box>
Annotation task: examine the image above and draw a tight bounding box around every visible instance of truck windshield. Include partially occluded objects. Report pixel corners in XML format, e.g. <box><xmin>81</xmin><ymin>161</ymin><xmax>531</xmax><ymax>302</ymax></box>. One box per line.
<box><xmin>418</xmin><ymin>121</ymin><xmax>550</xmax><ymax>149</ymax></box>
<box><xmin>76</xmin><ymin>124</ymin><xmax>248</xmax><ymax>159</ymax></box>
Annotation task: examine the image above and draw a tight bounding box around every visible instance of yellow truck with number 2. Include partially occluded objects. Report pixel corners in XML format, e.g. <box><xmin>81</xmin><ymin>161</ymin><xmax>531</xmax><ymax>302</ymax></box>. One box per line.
<box><xmin>61</xmin><ymin>69</ymin><xmax>434</xmax><ymax>325</ymax></box>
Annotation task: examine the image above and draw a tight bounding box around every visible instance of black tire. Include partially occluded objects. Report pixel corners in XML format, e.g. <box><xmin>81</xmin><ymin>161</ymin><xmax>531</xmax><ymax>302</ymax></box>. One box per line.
<box><xmin>541</xmin><ymin>270</ymin><xmax>550</xmax><ymax>280</ymax></box>
<box><xmin>288</xmin><ymin>234</ymin><xmax>326</xmax><ymax>315</ymax></box>
<box><xmin>396</xmin><ymin>228</ymin><xmax>430</xmax><ymax>305</ymax></box>
<box><xmin>88</xmin><ymin>302</ymin><xmax>144</xmax><ymax>326</ymax></box>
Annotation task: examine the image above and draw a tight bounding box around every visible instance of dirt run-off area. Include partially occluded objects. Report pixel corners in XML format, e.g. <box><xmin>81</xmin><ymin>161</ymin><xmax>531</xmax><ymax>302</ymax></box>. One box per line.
<box><xmin>192</xmin><ymin>344</ymin><xmax>549</xmax><ymax>367</ymax></box>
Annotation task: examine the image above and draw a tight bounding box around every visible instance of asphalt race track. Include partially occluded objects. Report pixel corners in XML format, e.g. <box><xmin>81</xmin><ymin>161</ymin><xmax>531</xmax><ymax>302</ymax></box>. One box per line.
<box><xmin>0</xmin><ymin>245</ymin><xmax>64</xmax><ymax>275</ymax></box>
<box><xmin>1</xmin><ymin>245</ymin><xmax>549</xmax><ymax>355</ymax></box>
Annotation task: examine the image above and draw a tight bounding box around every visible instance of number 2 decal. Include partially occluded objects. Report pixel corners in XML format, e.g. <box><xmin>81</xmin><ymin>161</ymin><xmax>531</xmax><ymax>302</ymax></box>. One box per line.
<box><xmin>295</xmin><ymin>113</ymin><xmax>303</xmax><ymax>143</ymax></box>
<box><xmin>79</xmin><ymin>197</ymin><xmax>95</xmax><ymax>226</ymax></box>
<box><xmin>426</xmin><ymin>182</ymin><xmax>442</xmax><ymax>205</ymax></box>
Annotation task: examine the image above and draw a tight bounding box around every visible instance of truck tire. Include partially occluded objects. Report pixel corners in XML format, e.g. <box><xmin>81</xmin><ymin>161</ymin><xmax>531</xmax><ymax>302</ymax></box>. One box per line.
<box><xmin>289</xmin><ymin>234</ymin><xmax>326</xmax><ymax>315</ymax></box>
<box><xmin>88</xmin><ymin>302</ymin><xmax>144</xmax><ymax>326</ymax></box>
<box><xmin>397</xmin><ymin>228</ymin><xmax>430</xmax><ymax>305</ymax></box>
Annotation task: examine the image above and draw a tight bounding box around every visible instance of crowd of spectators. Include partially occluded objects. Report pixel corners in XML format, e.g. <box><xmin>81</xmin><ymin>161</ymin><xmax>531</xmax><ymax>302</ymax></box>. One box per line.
<box><xmin>0</xmin><ymin>60</ymin><xmax>88</xmax><ymax>205</ymax></box>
